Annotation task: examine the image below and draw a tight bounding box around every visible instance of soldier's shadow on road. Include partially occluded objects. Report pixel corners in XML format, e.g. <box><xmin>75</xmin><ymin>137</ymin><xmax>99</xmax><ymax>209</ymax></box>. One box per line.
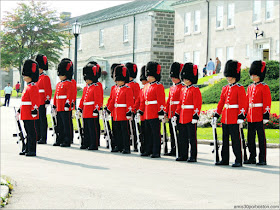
<box><xmin>36</xmin><ymin>156</ymin><xmax>109</xmax><ymax>171</ymax></box>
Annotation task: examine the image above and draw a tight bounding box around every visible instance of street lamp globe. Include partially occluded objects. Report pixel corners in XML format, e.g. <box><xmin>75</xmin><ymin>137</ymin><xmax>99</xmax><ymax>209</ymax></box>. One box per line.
<box><xmin>72</xmin><ymin>20</ymin><xmax>81</xmax><ymax>36</ymax></box>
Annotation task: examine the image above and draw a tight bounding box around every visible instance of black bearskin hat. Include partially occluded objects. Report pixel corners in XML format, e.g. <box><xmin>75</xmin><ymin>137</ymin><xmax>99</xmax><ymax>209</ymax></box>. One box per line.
<box><xmin>249</xmin><ymin>60</ymin><xmax>267</xmax><ymax>82</ymax></box>
<box><xmin>125</xmin><ymin>62</ymin><xmax>138</xmax><ymax>79</ymax></box>
<box><xmin>87</xmin><ymin>61</ymin><xmax>102</xmax><ymax>79</ymax></box>
<box><xmin>111</xmin><ymin>63</ymin><xmax>121</xmax><ymax>79</ymax></box>
<box><xmin>35</xmin><ymin>54</ymin><xmax>48</xmax><ymax>70</ymax></box>
<box><xmin>83</xmin><ymin>63</ymin><xmax>100</xmax><ymax>82</ymax></box>
<box><xmin>170</xmin><ymin>62</ymin><xmax>184</xmax><ymax>79</ymax></box>
<box><xmin>22</xmin><ymin>59</ymin><xmax>39</xmax><ymax>82</ymax></box>
<box><xmin>180</xmin><ymin>62</ymin><xmax>198</xmax><ymax>84</ymax></box>
<box><xmin>146</xmin><ymin>61</ymin><xmax>161</xmax><ymax>81</ymax></box>
<box><xmin>224</xmin><ymin>60</ymin><xmax>241</xmax><ymax>82</ymax></box>
<box><xmin>57</xmin><ymin>58</ymin><xmax>73</xmax><ymax>79</ymax></box>
<box><xmin>114</xmin><ymin>65</ymin><xmax>129</xmax><ymax>82</ymax></box>
<box><xmin>140</xmin><ymin>65</ymin><xmax>147</xmax><ymax>81</ymax></box>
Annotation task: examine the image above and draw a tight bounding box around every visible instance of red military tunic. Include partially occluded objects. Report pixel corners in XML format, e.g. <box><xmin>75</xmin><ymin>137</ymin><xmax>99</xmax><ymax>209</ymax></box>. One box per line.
<box><xmin>246</xmin><ymin>82</ymin><xmax>271</xmax><ymax>122</ymax></box>
<box><xmin>175</xmin><ymin>84</ymin><xmax>202</xmax><ymax>124</ymax></box>
<box><xmin>106</xmin><ymin>84</ymin><xmax>117</xmax><ymax>117</ymax></box>
<box><xmin>36</xmin><ymin>73</ymin><xmax>52</xmax><ymax>106</ymax></box>
<box><xmin>53</xmin><ymin>80</ymin><xmax>73</xmax><ymax>112</ymax></box>
<box><xmin>107</xmin><ymin>85</ymin><xmax>134</xmax><ymax>121</ymax></box>
<box><xmin>216</xmin><ymin>83</ymin><xmax>248</xmax><ymax>124</ymax></box>
<box><xmin>78</xmin><ymin>83</ymin><xmax>103</xmax><ymax>118</ymax></box>
<box><xmin>70</xmin><ymin>79</ymin><xmax>77</xmax><ymax>110</ymax></box>
<box><xmin>97</xmin><ymin>82</ymin><xmax>104</xmax><ymax>108</ymax></box>
<box><xmin>135</xmin><ymin>84</ymin><xmax>149</xmax><ymax>121</ymax></box>
<box><xmin>126</xmin><ymin>80</ymin><xmax>140</xmax><ymax>112</ymax></box>
<box><xmin>20</xmin><ymin>82</ymin><xmax>40</xmax><ymax>120</ymax></box>
<box><xmin>165</xmin><ymin>82</ymin><xmax>184</xmax><ymax>119</ymax></box>
<box><xmin>139</xmin><ymin>81</ymin><xmax>165</xmax><ymax>120</ymax></box>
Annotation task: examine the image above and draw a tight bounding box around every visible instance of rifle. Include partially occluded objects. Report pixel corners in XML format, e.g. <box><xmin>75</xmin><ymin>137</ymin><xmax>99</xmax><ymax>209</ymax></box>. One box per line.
<box><xmin>128</xmin><ymin>117</ymin><xmax>135</xmax><ymax>149</ymax></box>
<box><xmin>171</xmin><ymin>117</ymin><xmax>179</xmax><ymax>159</ymax></box>
<box><xmin>13</xmin><ymin>107</ymin><xmax>26</xmax><ymax>152</ymax></box>
<box><xmin>210</xmin><ymin>117</ymin><xmax>220</xmax><ymax>164</ymax></box>
<box><xmin>161</xmin><ymin>118</ymin><xmax>168</xmax><ymax>155</ymax></box>
<box><xmin>134</xmin><ymin>113</ymin><xmax>141</xmax><ymax>154</ymax></box>
<box><xmin>102</xmin><ymin>108</ymin><xmax>112</xmax><ymax>151</ymax></box>
<box><xmin>239</xmin><ymin>123</ymin><xmax>248</xmax><ymax>162</ymax></box>
<box><xmin>49</xmin><ymin>106</ymin><xmax>58</xmax><ymax>143</ymax></box>
<box><xmin>75</xmin><ymin>110</ymin><xmax>84</xmax><ymax>146</ymax></box>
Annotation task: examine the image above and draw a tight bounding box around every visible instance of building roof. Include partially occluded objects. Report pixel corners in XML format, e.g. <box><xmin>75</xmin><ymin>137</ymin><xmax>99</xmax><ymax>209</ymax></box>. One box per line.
<box><xmin>64</xmin><ymin>0</ymin><xmax>174</xmax><ymax>28</ymax></box>
<box><xmin>171</xmin><ymin>0</ymin><xmax>196</xmax><ymax>7</ymax></box>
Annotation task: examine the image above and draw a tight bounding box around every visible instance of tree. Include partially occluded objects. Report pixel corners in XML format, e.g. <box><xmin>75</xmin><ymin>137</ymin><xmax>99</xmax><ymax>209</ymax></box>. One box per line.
<box><xmin>1</xmin><ymin>0</ymin><xmax>71</xmax><ymax>90</ymax></box>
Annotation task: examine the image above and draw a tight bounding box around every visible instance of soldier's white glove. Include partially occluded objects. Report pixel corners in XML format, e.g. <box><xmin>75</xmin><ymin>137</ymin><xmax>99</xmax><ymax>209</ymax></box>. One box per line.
<box><xmin>191</xmin><ymin>119</ymin><xmax>198</xmax><ymax>124</ymax></box>
<box><xmin>158</xmin><ymin>115</ymin><xmax>164</xmax><ymax>120</ymax></box>
<box><xmin>263</xmin><ymin>119</ymin><xmax>269</xmax><ymax>124</ymax></box>
<box><xmin>64</xmin><ymin>107</ymin><xmax>69</xmax><ymax>111</ymax></box>
<box><xmin>237</xmin><ymin>119</ymin><xmax>244</xmax><ymax>124</ymax></box>
<box><xmin>126</xmin><ymin>116</ymin><xmax>132</xmax><ymax>120</ymax></box>
<box><xmin>16</xmin><ymin>112</ymin><xmax>20</xmax><ymax>121</ymax></box>
<box><xmin>45</xmin><ymin>104</ymin><xmax>50</xmax><ymax>108</ymax></box>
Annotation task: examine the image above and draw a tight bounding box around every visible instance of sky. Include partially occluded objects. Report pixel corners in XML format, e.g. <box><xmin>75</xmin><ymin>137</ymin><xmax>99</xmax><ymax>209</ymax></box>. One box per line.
<box><xmin>1</xmin><ymin>0</ymin><xmax>132</xmax><ymax>19</ymax></box>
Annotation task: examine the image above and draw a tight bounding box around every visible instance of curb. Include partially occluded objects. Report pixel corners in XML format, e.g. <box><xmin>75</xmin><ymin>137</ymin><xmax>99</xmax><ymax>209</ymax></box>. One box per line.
<box><xmin>197</xmin><ymin>139</ymin><xmax>279</xmax><ymax>148</ymax></box>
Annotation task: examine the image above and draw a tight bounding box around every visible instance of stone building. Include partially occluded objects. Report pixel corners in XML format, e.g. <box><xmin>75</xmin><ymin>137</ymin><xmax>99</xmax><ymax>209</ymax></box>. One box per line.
<box><xmin>172</xmin><ymin>0</ymin><xmax>279</xmax><ymax>77</ymax></box>
<box><xmin>55</xmin><ymin>0</ymin><xmax>175</xmax><ymax>91</ymax></box>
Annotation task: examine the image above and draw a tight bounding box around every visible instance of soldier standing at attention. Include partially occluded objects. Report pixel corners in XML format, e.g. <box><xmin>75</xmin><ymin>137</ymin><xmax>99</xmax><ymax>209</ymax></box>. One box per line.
<box><xmin>245</xmin><ymin>60</ymin><xmax>271</xmax><ymax>165</ymax></box>
<box><xmin>214</xmin><ymin>60</ymin><xmax>248</xmax><ymax>167</ymax></box>
<box><xmin>35</xmin><ymin>54</ymin><xmax>52</xmax><ymax>144</ymax></box>
<box><xmin>18</xmin><ymin>59</ymin><xmax>40</xmax><ymax>156</ymax></box>
<box><xmin>138</xmin><ymin>61</ymin><xmax>165</xmax><ymax>158</ymax></box>
<box><xmin>174</xmin><ymin>63</ymin><xmax>202</xmax><ymax>162</ymax></box>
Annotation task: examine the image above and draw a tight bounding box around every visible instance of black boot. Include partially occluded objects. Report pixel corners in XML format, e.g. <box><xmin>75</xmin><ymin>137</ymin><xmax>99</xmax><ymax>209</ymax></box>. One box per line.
<box><xmin>111</xmin><ymin>147</ymin><xmax>120</xmax><ymax>152</ymax></box>
<box><xmin>38</xmin><ymin>139</ymin><xmax>46</xmax><ymax>144</ymax></box>
<box><xmin>19</xmin><ymin>150</ymin><xmax>26</xmax><ymax>155</ymax></box>
<box><xmin>187</xmin><ymin>157</ymin><xmax>197</xmax><ymax>162</ymax></box>
<box><xmin>53</xmin><ymin>142</ymin><xmax>60</xmax><ymax>146</ymax></box>
<box><xmin>60</xmin><ymin>143</ymin><xmax>70</xmax><ymax>147</ymax></box>
<box><xmin>176</xmin><ymin>157</ymin><xmax>188</xmax><ymax>161</ymax></box>
<box><xmin>256</xmin><ymin>161</ymin><xmax>267</xmax><ymax>165</ymax></box>
<box><xmin>244</xmin><ymin>158</ymin><xmax>256</xmax><ymax>164</ymax></box>
<box><xmin>151</xmin><ymin>154</ymin><xmax>160</xmax><ymax>158</ymax></box>
<box><xmin>80</xmin><ymin>145</ymin><xmax>88</xmax><ymax>149</ymax></box>
<box><xmin>140</xmin><ymin>152</ymin><xmax>150</xmax><ymax>157</ymax></box>
<box><xmin>215</xmin><ymin>160</ymin><xmax>229</xmax><ymax>166</ymax></box>
<box><xmin>232</xmin><ymin>162</ymin><xmax>242</xmax><ymax>167</ymax></box>
<box><xmin>25</xmin><ymin>152</ymin><xmax>36</xmax><ymax>157</ymax></box>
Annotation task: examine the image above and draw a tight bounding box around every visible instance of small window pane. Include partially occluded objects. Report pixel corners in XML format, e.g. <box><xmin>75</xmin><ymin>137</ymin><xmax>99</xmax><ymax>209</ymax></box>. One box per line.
<box><xmin>216</xmin><ymin>6</ymin><xmax>224</xmax><ymax>28</ymax></box>
<box><xmin>185</xmin><ymin>12</ymin><xmax>191</xmax><ymax>34</ymax></box>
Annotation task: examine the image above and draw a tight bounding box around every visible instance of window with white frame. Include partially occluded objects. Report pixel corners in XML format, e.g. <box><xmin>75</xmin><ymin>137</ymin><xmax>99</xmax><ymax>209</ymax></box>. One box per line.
<box><xmin>184</xmin><ymin>52</ymin><xmax>191</xmax><ymax>63</ymax></box>
<box><xmin>216</xmin><ymin>6</ymin><xmax>223</xmax><ymax>29</ymax></box>
<box><xmin>253</xmin><ymin>0</ymin><xmax>261</xmax><ymax>22</ymax></box>
<box><xmin>194</xmin><ymin>10</ymin><xmax>200</xmax><ymax>32</ymax></box>
<box><xmin>77</xmin><ymin>35</ymin><xmax>82</xmax><ymax>50</ymax></box>
<box><xmin>193</xmin><ymin>51</ymin><xmax>200</xmax><ymax>68</ymax></box>
<box><xmin>123</xmin><ymin>24</ymin><xmax>128</xmax><ymax>42</ymax></box>
<box><xmin>99</xmin><ymin>29</ymin><xmax>104</xmax><ymax>46</ymax></box>
<box><xmin>266</xmin><ymin>0</ymin><xmax>274</xmax><ymax>20</ymax></box>
<box><xmin>215</xmin><ymin>48</ymin><xmax>223</xmax><ymax>62</ymax></box>
<box><xmin>246</xmin><ymin>44</ymin><xmax>250</xmax><ymax>57</ymax></box>
<box><xmin>184</xmin><ymin>12</ymin><xmax>191</xmax><ymax>34</ymax></box>
<box><xmin>77</xmin><ymin>68</ymin><xmax>82</xmax><ymax>84</ymax></box>
<box><xmin>276</xmin><ymin>40</ymin><xmax>279</xmax><ymax>54</ymax></box>
<box><xmin>227</xmin><ymin>3</ymin><xmax>235</xmax><ymax>27</ymax></box>
<box><xmin>226</xmin><ymin>47</ymin><xmax>234</xmax><ymax>61</ymax></box>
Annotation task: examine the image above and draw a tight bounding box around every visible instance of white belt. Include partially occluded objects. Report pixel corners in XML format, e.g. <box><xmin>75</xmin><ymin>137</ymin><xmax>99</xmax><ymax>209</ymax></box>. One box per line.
<box><xmin>84</xmin><ymin>101</ymin><xmax>95</xmax><ymax>105</ymax></box>
<box><xmin>115</xmin><ymin>104</ymin><xmax>127</xmax><ymax>107</ymax></box>
<box><xmin>170</xmin><ymin>101</ymin><xmax>179</xmax><ymax>105</ymax></box>
<box><xmin>249</xmin><ymin>103</ymin><xmax>263</xmax><ymax>108</ymax></box>
<box><xmin>21</xmin><ymin>101</ymin><xmax>32</xmax><ymax>105</ymax></box>
<box><xmin>39</xmin><ymin>89</ymin><xmax>45</xmax><ymax>93</ymax></box>
<box><xmin>57</xmin><ymin>95</ymin><xmax>67</xmax><ymax>99</ymax></box>
<box><xmin>145</xmin><ymin>100</ymin><xmax>157</xmax><ymax>105</ymax></box>
<box><xmin>181</xmin><ymin>105</ymin><xmax>194</xmax><ymax>109</ymax></box>
<box><xmin>224</xmin><ymin>104</ymin><xmax>239</xmax><ymax>109</ymax></box>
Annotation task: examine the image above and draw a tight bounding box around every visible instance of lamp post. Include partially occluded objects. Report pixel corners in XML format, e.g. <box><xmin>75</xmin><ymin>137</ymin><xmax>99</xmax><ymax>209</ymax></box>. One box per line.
<box><xmin>255</xmin><ymin>27</ymin><xmax>264</xmax><ymax>40</ymax></box>
<box><xmin>72</xmin><ymin>20</ymin><xmax>81</xmax><ymax>82</ymax></box>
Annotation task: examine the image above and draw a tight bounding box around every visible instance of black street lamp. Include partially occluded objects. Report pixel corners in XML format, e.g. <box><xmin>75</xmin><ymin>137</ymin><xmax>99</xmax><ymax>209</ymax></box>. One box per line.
<box><xmin>72</xmin><ymin>20</ymin><xmax>81</xmax><ymax>82</ymax></box>
<box><xmin>255</xmin><ymin>27</ymin><xmax>264</xmax><ymax>40</ymax></box>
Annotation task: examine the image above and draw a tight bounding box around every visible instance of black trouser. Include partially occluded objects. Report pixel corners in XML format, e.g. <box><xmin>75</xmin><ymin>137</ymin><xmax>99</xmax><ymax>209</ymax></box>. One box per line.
<box><xmin>178</xmin><ymin>123</ymin><xmax>197</xmax><ymax>159</ymax></box>
<box><xmin>56</xmin><ymin>111</ymin><xmax>73</xmax><ymax>145</ymax></box>
<box><xmin>110</xmin><ymin>118</ymin><xmax>116</xmax><ymax>148</ymax></box>
<box><xmin>83</xmin><ymin>118</ymin><xmax>99</xmax><ymax>149</ymax></box>
<box><xmin>70</xmin><ymin>111</ymin><xmax>74</xmax><ymax>143</ymax></box>
<box><xmin>37</xmin><ymin>105</ymin><xmax>48</xmax><ymax>142</ymax></box>
<box><xmin>4</xmin><ymin>94</ymin><xmax>11</xmax><ymax>106</ymax></box>
<box><xmin>145</xmin><ymin>118</ymin><xmax>161</xmax><ymax>156</ymax></box>
<box><xmin>168</xmin><ymin>118</ymin><xmax>179</xmax><ymax>154</ymax></box>
<box><xmin>23</xmin><ymin>120</ymin><xmax>38</xmax><ymax>153</ymax></box>
<box><xmin>114</xmin><ymin>120</ymin><xmax>130</xmax><ymax>152</ymax></box>
<box><xmin>247</xmin><ymin>121</ymin><xmax>267</xmax><ymax>162</ymax></box>
<box><xmin>139</xmin><ymin>120</ymin><xmax>146</xmax><ymax>153</ymax></box>
<box><xmin>97</xmin><ymin>115</ymin><xmax>100</xmax><ymax>146</ymax></box>
<box><xmin>221</xmin><ymin>124</ymin><xmax>242</xmax><ymax>164</ymax></box>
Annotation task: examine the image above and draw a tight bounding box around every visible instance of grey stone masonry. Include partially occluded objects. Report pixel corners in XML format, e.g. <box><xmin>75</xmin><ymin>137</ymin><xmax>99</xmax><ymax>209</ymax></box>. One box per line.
<box><xmin>152</xmin><ymin>11</ymin><xmax>174</xmax><ymax>87</ymax></box>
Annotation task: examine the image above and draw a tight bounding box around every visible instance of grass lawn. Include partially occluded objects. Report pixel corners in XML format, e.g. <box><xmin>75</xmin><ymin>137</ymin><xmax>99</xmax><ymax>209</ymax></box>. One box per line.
<box><xmin>197</xmin><ymin>74</ymin><xmax>216</xmax><ymax>85</ymax></box>
<box><xmin>47</xmin><ymin>114</ymin><xmax>279</xmax><ymax>144</ymax></box>
<box><xmin>0</xmin><ymin>90</ymin><xmax>21</xmax><ymax>98</ymax></box>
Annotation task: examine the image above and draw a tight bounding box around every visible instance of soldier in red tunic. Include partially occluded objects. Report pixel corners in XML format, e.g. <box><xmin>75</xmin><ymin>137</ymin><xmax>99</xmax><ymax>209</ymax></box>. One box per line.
<box><xmin>106</xmin><ymin>65</ymin><xmax>134</xmax><ymax>154</ymax></box>
<box><xmin>53</xmin><ymin>58</ymin><xmax>74</xmax><ymax>147</ymax></box>
<box><xmin>18</xmin><ymin>59</ymin><xmax>40</xmax><ymax>156</ymax></box>
<box><xmin>125</xmin><ymin>62</ymin><xmax>140</xmax><ymax>152</ymax></box>
<box><xmin>244</xmin><ymin>60</ymin><xmax>271</xmax><ymax>165</ymax></box>
<box><xmin>35</xmin><ymin>54</ymin><xmax>52</xmax><ymax>144</ymax></box>
<box><xmin>214</xmin><ymin>60</ymin><xmax>248</xmax><ymax>167</ymax></box>
<box><xmin>164</xmin><ymin>62</ymin><xmax>184</xmax><ymax>156</ymax></box>
<box><xmin>77</xmin><ymin>63</ymin><xmax>103</xmax><ymax>150</ymax></box>
<box><xmin>138</xmin><ymin>61</ymin><xmax>165</xmax><ymax>158</ymax></box>
<box><xmin>174</xmin><ymin>63</ymin><xmax>202</xmax><ymax>162</ymax></box>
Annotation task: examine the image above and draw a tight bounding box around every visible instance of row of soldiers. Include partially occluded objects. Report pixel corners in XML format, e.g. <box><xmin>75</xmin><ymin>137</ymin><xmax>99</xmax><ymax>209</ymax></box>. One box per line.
<box><xmin>17</xmin><ymin>55</ymin><xmax>271</xmax><ymax>167</ymax></box>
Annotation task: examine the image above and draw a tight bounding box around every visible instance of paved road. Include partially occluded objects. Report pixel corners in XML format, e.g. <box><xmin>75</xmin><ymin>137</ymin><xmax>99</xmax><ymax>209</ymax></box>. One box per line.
<box><xmin>1</xmin><ymin>104</ymin><xmax>279</xmax><ymax>209</ymax></box>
